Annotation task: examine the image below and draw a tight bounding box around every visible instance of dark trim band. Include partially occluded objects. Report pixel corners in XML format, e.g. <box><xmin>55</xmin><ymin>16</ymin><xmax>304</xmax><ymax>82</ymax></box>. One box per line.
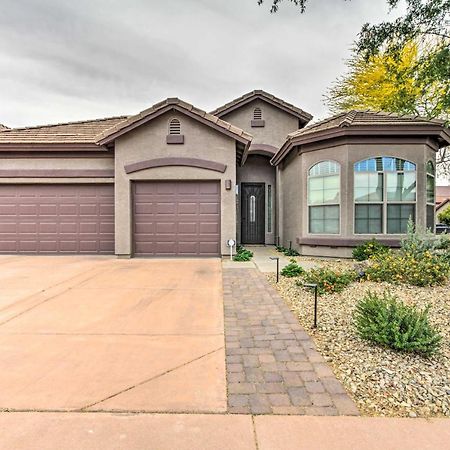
<box><xmin>125</xmin><ymin>157</ymin><xmax>227</xmax><ymax>174</ymax></box>
<box><xmin>297</xmin><ymin>237</ymin><xmax>401</xmax><ymax>248</ymax></box>
<box><xmin>0</xmin><ymin>169</ymin><xmax>114</xmax><ymax>178</ymax></box>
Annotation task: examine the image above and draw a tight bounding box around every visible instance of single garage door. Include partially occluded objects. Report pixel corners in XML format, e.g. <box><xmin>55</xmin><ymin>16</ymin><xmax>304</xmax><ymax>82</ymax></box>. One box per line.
<box><xmin>133</xmin><ymin>181</ymin><xmax>220</xmax><ymax>256</ymax></box>
<box><xmin>0</xmin><ymin>184</ymin><xmax>114</xmax><ymax>254</ymax></box>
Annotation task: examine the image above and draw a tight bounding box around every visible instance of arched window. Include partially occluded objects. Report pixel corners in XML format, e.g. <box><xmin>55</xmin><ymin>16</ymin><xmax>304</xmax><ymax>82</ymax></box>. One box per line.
<box><xmin>308</xmin><ymin>160</ymin><xmax>340</xmax><ymax>234</ymax></box>
<box><xmin>354</xmin><ymin>157</ymin><xmax>416</xmax><ymax>234</ymax></box>
<box><xmin>253</xmin><ymin>107</ymin><xmax>262</xmax><ymax>120</ymax></box>
<box><xmin>426</xmin><ymin>161</ymin><xmax>435</xmax><ymax>230</ymax></box>
<box><xmin>168</xmin><ymin>118</ymin><xmax>181</xmax><ymax>135</ymax></box>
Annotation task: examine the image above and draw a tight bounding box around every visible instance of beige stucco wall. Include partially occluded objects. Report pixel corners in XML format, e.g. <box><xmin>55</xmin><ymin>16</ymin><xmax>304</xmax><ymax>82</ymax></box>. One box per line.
<box><xmin>114</xmin><ymin>110</ymin><xmax>237</xmax><ymax>256</ymax></box>
<box><xmin>0</xmin><ymin>157</ymin><xmax>113</xmax><ymax>171</ymax></box>
<box><xmin>236</xmin><ymin>155</ymin><xmax>276</xmax><ymax>244</ymax></box>
<box><xmin>278</xmin><ymin>140</ymin><xmax>436</xmax><ymax>257</ymax></box>
<box><xmin>0</xmin><ymin>156</ymin><xmax>114</xmax><ymax>185</ymax></box>
<box><xmin>220</xmin><ymin>100</ymin><xmax>300</xmax><ymax>148</ymax></box>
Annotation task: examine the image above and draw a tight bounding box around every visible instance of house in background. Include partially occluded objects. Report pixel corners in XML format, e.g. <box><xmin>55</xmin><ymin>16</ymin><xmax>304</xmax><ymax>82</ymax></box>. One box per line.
<box><xmin>0</xmin><ymin>90</ymin><xmax>449</xmax><ymax>258</ymax></box>
<box><xmin>436</xmin><ymin>186</ymin><xmax>450</xmax><ymax>222</ymax></box>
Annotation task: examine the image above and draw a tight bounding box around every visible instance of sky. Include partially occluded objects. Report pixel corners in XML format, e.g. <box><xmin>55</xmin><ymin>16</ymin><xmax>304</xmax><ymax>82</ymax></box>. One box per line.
<box><xmin>0</xmin><ymin>0</ymin><xmax>404</xmax><ymax>128</ymax></box>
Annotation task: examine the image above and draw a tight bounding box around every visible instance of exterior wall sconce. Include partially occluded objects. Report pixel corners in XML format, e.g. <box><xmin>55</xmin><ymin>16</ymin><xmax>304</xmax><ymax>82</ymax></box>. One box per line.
<box><xmin>225</xmin><ymin>179</ymin><xmax>232</xmax><ymax>190</ymax></box>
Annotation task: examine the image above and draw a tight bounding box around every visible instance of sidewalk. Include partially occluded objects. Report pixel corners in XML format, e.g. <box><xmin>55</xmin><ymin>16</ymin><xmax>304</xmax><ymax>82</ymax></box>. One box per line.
<box><xmin>222</xmin><ymin>245</ymin><xmax>318</xmax><ymax>273</ymax></box>
<box><xmin>1</xmin><ymin>413</ymin><xmax>448</xmax><ymax>450</ymax></box>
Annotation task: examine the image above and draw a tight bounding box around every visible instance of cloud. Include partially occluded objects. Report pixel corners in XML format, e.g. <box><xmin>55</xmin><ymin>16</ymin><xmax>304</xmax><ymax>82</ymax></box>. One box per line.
<box><xmin>0</xmin><ymin>0</ymin><xmax>396</xmax><ymax>127</ymax></box>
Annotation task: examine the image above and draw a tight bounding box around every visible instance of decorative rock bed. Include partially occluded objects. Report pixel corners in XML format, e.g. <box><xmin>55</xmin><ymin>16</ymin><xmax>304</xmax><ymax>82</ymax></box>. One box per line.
<box><xmin>268</xmin><ymin>262</ymin><xmax>450</xmax><ymax>418</ymax></box>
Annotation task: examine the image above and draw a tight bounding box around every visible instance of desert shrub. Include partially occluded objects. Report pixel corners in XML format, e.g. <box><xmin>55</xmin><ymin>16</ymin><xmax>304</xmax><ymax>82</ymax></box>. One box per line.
<box><xmin>281</xmin><ymin>259</ymin><xmax>304</xmax><ymax>277</ymax></box>
<box><xmin>276</xmin><ymin>246</ymin><xmax>300</xmax><ymax>257</ymax></box>
<box><xmin>438</xmin><ymin>206</ymin><xmax>450</xmax><ymax>226</ymax></box>
<box><xmin>352</xmin><ymin>239</ymin><xmax>390</xmax><ymax>261</ymax></box>
<box><xmin>233</xmin><ymin>245</ymin><xmax>253</xmax><ymax>261</ymax></box>
<box><xmin>300</xmin><ymin>267</ymin><xmax>358</xmax><ymax>295</ymax></box>
<box><xmin>400</xmin><ymin>218</ymin><xmax>439</xmax><ymax>257</ymax></box>
<box><xmin>366</xmin><ymin>251</ymin><xmax>450</xmax><ymax>286</ymax></box>
<box><xmin>354</xmin><ymin>291</ymin><xmax>441</xmax><ymax>356</ymax></box>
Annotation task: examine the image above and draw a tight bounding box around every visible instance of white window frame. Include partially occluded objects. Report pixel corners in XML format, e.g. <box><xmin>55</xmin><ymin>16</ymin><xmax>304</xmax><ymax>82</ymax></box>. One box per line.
<box><xmin>353</xmin><ymin>157</ymin><xmax>417</xmax><ymax>235</ymax></box>
<box><xmin>307</xmin><ymin>160</ymin><xmax>341</xmax><ymax>235</ymax></box>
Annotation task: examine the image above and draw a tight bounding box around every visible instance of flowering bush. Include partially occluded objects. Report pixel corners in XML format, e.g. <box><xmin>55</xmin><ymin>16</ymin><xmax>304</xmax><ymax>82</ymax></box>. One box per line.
<box><xmin>299</xmin><ymin>267</ymin><xmax>358</xmax><ymax>295</ymax></box>
<box><xmin>352</xmin><ymin>239</ymin><xmax>390</xmax><ymax>261</ymax></box>
<box><xmin>366</xmin><ymin>250</ymin><xmax>450</xmax><ymax>286</ymax></box>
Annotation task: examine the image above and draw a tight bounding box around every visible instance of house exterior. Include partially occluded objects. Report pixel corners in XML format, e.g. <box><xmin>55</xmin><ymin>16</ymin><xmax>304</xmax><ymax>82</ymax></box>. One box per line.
<box><xmin>436</xmin><ymin>186</ymin><xmax>450</xmax><ymax>222</ymax></box>
<box><xmin>0</xmin><ymin>90</ymin><xmax>449</xmax><ymax>257</ymax></box>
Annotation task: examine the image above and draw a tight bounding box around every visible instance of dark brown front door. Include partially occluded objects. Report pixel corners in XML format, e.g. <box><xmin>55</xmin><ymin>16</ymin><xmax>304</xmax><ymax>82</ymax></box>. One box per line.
<box><xmin>241</xmin><ymin>183</ymin><xmax>265</xmax><ymax>244</ymax></box>
<box><xmin>133</xmin><ymin>181</ymin><xmax>221</xmax><ymax>257</ymax></box>
<box><xmin>0</xmin><ymin>184</ymin><xmax>114</xmax><ymax>254</ymax></box>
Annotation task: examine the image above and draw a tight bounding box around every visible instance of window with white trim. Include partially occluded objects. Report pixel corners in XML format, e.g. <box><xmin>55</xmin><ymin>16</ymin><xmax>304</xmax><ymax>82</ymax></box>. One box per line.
<box><xmin>168</xmin><ymin>118</ymin><xmax>181</xmax><ymax>135</ymax></box>
<box><xmin>354</xmin><ymin>157</ymin><xmax>416</xmax><ymax>234</ymax></box>
<box><xmin>308</xmin><ymin>160</ymin><xmax>340</xmax><ymax>234</ymax></box>
<box><xmin>426</xmin><ymin>161</ymin><xmax>435</xmax><ymax>230</ymax></box>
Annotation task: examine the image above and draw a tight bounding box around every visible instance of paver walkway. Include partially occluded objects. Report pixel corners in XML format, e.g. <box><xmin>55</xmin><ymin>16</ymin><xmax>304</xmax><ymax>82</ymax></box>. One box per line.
<box><xmin>223</xmin><ymin>267</ymin><xmax>359</xmax><ymax>415</ymax></box>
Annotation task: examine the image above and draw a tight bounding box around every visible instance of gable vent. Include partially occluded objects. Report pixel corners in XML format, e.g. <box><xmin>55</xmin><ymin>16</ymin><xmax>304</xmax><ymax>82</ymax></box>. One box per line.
<box><xmin>251</xmin><ymin>107</ymin><xmax>265</xmax><ymax>127</ymax></box>
<box><xmin>169</xmin><ymin>118</ymin><xmax>181</xmax><ymax>135</ymax></box>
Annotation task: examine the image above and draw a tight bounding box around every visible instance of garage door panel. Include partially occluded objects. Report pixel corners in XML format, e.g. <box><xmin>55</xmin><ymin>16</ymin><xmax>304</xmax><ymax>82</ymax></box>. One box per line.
<box><xmin>0</xmin><ymin>184</ymin><xmax>114</xmax><ymax>254</ymax></box>
<box><xmin>133</xmin><ymin>181</ymin><xmax>220</xmax><ymax>257</ymax></box>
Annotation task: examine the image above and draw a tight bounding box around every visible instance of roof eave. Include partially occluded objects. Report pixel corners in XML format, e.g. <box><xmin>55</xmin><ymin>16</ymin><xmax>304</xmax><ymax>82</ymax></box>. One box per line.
<box><xmin>212</xmin><ymin>93</ymin><xmax>312</xmax><ymax>123</ymax></box>
<box><xmin>271</xmin><ymin>124</ymin><xmax>450</xmax><ymax>166</ymax></box>
<box><xmin>96</xmin><ymin>103</ymin><xmax>252</xmax><ymax>147</ymax></box>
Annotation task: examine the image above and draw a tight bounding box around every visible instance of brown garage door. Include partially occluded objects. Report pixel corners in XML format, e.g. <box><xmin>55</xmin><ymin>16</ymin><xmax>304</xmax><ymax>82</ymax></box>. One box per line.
<box><xmin>0</xmin><ymin>184</ymin><xmax>114</xmax><ymax>254</ymax></box>
<box><xmin>133</xmin><ymin>181</ymin><xmax>220</xmax><ymax>256</ymax></box>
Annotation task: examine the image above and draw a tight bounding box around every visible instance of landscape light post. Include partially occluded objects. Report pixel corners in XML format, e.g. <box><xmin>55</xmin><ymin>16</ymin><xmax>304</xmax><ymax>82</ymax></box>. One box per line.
<box><xmin>269</xmin><ymin>257</ymin><xmax>280</xmax><ymax>283</ymax></box>
<box><xmin>303</xmin><ymin>283</ymin><xmax>318</xmax><ymax>328</ymax></box>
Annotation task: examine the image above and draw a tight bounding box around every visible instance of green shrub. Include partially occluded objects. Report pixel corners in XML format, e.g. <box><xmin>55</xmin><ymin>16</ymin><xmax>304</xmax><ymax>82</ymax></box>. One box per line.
<box><xmin>400</xmin><ymin>218</ymin><xmax>439</xmax><ymax>257</ymax></box>
<box><xmin>366</xmin><ymin>251</ymin><xmax>450</xmax><ymax>286</ymax></box>
<box><xmin>438</xmin><ymin>205</ymin><xmax>450</xmax><ymax>226</ymax></box>
<box><xmin>276</xmin><ymin>246</ymin><xmax>300</xmax><ymax>257</ymax></box>
<box><xmin>352</xmin><ymin>239</ymin><xmax>389</xmax><ymax>261</ymax></box>
<box><xmin>354</xmin><ymin>291</ymin><xmax>442</xmax><ymax>356</ymax></box>
<box><xmin>300</xmin><ymin>267</ymin><xmax>358</xmax><ymax>295</ymax></box>
<box><xmin>281</xmin><ymin>259</ymin><xmax>304</xmax><ymax>277</ymax></box>
<box><xmin>233</xmin><ymin>245</ymin><xmax>253</xmax><ymax>261</ymax></box>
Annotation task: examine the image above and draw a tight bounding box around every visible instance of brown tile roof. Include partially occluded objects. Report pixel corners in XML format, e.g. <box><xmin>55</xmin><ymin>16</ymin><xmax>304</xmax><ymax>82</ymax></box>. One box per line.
<box><xmin>0</xmin><ymin>116</ymin><xmax>129</xmax><ymax>145</ymax></box>
<box><xmin>287</xmin><ymin>110</ymin><xmax>446</xmax><ymax>139</ymax></box>
<box><xmin>96</xmin><ymin>97</ymin><xmax>252</xmax><ymax>146</ymax></box>
<box><xmin>271</xmin><ymin>110</ymin><xmax>450</xmax><ymax>165</ymax></box>
<box><xmin>436</xmin><ymin>186</ymin><xmax>450</xmax><ymax>204</ymax></box>
<box><xmin>210</xmin><ymin>89</ymin><xmax>313</xmax><ymax>123</ymax></box>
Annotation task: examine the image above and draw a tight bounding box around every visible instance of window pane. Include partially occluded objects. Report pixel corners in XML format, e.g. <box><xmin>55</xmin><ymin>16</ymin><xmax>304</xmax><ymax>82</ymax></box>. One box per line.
<box><xmin>309</xmin><ymin>206</ymin><xmax>339</xmax><ymax>234</ymax></box>
<box><xmin>355</xmin><ymin>204</ymin><xmax>382</xmax><ymax>234</ymax></box>
<box><xmin>387</xmin><ymin>172</ymin><xmax>416</xmax><ymax>202</ymax></box>
<box><xmin>354</xmin><ymin>173</ymin><xmax>383</xmax><ymax>202</ymax></box>
<box><xmin>426</xmin><ymin>205</ymin><xmax>435</xmax><ymax>231</ymax></box>
<box><xmin>267</xmin><ymin>185</ymin><xmax>272</xmax><ymax>233</ymax></box>
<box><xmin>309</xmin><ymin>160</ymin><xmax>340</xmax><ymax>177</ymax></box>
<box><xmin>427</xmin><ymin>175</ymin><xmax>435</xmax><ymax>203</ymax></box>
<box><xmin>387</xmin><ymin>204</ymin><xmax>415</xmax><ymax>234</ymax></box>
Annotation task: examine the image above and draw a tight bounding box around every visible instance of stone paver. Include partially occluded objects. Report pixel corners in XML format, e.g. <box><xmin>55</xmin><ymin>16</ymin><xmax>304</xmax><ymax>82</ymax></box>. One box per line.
<box><xmin>223</xmin><ymin>268</ymin><xmax>358</xmax><ymax>415</ymax></box>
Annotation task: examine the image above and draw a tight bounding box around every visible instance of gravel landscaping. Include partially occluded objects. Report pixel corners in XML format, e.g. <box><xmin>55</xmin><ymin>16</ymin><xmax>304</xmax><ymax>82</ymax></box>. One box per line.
<box><xmin>267</xmin><ymin>258</ymin><xmax>450</xmax><ymax>418</ymax></box>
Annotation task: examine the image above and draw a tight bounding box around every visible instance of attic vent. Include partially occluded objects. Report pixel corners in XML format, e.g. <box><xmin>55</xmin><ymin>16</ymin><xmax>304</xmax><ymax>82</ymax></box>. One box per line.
<box><xmin>166</xmin><ymin>118</ymin><xmax>184</xmax><ymax>144</ymax></box>
<box><xmin>251</xmin><ymin>108</ymin><xmax>265</xmax><ymax>127</ymax></box>
<box><xmin>169</xmin><ymin>118</ymin><xmax>181</xmax><ymax>135</ymax></box>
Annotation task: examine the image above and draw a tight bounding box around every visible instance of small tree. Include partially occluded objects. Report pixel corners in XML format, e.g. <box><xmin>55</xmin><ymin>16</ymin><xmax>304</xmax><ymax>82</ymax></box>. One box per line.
<box><xmin>438</xmin><ymin>206</ymin><xmax>450</xmax><ymax>225</ymax></box>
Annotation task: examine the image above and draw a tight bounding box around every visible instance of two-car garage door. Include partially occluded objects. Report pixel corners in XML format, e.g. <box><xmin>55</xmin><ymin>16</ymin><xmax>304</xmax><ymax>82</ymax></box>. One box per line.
<box><xmin>133</xmin><ymin>181</ymin><xmax>221</xmax><ymax>256</ymax></box>
<box><xmin>0</xmin><ymin>181</ymin><xmax>221</xmax><ymax>256</ymax></box>
<box><xmin>0</xmin><ymin>184</ymin><xmax>114</xmax><ymax>254</ymax></box>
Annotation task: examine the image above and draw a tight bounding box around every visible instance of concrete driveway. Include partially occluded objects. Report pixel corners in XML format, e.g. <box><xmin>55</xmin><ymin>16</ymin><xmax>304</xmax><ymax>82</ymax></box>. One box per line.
<box><xmin>0</xmin><ymin>256</ymin><xmax>225</xmax><ymax>413</ymax></box>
